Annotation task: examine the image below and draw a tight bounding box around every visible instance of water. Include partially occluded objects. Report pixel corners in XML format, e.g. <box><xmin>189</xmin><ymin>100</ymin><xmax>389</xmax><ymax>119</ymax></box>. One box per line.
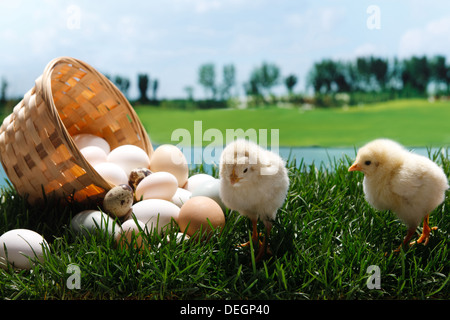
<box><xmin>0</xmin><ymin>146</ymin><xmax>442</xmax><ymax>188</ymax></box>
<box><xmin>181</xmin><ymin>146</ymin><xmax>441</xmax><ymax>173</ymax></box>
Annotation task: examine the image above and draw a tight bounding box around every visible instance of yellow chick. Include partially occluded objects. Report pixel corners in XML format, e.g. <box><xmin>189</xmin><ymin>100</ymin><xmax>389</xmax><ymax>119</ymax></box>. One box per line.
<box><xmin>219</xmin><ymin>139</ymin><xmax>290</xmax><ymax>261</ymax></box>
<box><xmin>349</xmin><ymin>139</ymin><xmax>449</xmax><ymax>251</ymax></box>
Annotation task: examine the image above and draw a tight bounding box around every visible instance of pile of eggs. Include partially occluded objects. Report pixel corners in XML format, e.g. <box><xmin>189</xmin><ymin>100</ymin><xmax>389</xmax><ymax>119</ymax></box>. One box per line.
<box><xmin>72</xmin><ymin>135</ymin><xmax>227</xmax><ymax>248</ymax></box>
<box><xmin>0</xmin><ymin>134</ymin><xmax>227</xmax><ymax>270</ymax></box>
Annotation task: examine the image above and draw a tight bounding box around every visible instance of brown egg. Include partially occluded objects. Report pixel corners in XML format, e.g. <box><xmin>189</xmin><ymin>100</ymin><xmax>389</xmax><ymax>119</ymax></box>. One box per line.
<box><xmin>149</xmin><ymin>144</ymin><xmax>189</xmax><ymax>188</ymax></box>
<box><xmin>177</xmin><ymin>196</ymin><xmax>225</xmax><ymax>239</ymax></box>
<box><xmin>115</xmin><ymin>219</ymin><xmax>147</xmax><ymax>250</ymax></box>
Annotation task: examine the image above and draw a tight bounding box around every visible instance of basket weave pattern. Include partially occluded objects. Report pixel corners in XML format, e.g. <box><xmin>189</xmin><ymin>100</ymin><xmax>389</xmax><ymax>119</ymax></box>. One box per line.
<box><xmin>0</xmin><ymin>57</ymin><xmax>153</xmax><ymax>205</ymax></box>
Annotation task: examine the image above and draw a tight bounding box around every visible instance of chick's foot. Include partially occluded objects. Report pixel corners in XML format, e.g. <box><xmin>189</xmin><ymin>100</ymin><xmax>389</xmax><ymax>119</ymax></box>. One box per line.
<box><xmin>409</xmin><ymin>214</ymin><xmax>437</xmax><ymax>247</ymax></box>
<box><xmin>238</xmin><ymin>237</ymin><xmax>263</xmax><ymax>249</ymax></box>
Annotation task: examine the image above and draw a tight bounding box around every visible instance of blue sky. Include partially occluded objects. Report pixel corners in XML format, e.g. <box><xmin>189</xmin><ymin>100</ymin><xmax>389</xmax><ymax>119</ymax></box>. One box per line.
<box><xmin>1</xmin><ymin>0</ymin><xmax>450</xmax><ymax>100</ymax></box>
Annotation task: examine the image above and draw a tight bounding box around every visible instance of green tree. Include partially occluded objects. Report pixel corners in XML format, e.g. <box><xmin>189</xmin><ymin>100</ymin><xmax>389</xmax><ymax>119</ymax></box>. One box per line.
<box><xmin>429</xmin><ymin>55</ymin><xmax>449</xmax><ymax>94</ymax></box>
<box><xmin>246</xmin><ymin>62</ymin><xmax>280</xmax><ymax>100</ymax></box>
<box><xmin>258</xmin><ymin>62</ymin><xmax>280</xmax><ymax>95</ymax></box>
<box><xmin>114</xmin><ymin>75</ymin><xmax>131</xmax><ymax>98</ymax></box>
<box><xmin>243</xmin><ymin>77</ymin><xmax>263</xmax><ymax>106</ymax></box>
<box><xmin>386</xmin><ymin>57</ymin><xmax>403</xmax><ymax>93</ymax></box>
<box><xmin>152</xmin><ymin>79</ymin><xmax>159</xmax><ymax>102</ymax></box>
<box><xmin>284</xmin><ymin>74</ymin><xmax>298</xmax><ymax>94</ymax></box>
<box><xmin>355</xmin><ymin>56</ymin><xmax>388</xmax><ymax>91</ymax></box>
<box><xmin>220</xmin><ymin>64</ymin><xmax>236</xmax><ymax>100</ymax></box>
<box><xmin>355</xmin><ymin>57</ymin><xmax>370</xmax><ymax>90</ymax></box>
<box><xmin>0</xmin><ymin>77</ymin><xmax>7</xmax><ymax>104</ymax></box>
<box><xmin>307</xmin><ymin>59</ymin><xmax>336</xmax><ymax>94</ymax></box>
<box><xmin>198</xmin><ymin>63</ymin><xmax>216</xmax><ymax>100</ymax></box>
<box><xmin>138</xmin><ymin>74</ymin><xmax>150</xmax><ymax>103</ymax></box>
<box><xmin>401</xmin><ymin>56</ymin><xmax>430</xmax><ymax>96</ymax></box>
<box><xmin>184</xmin><ymin>86</ymin><xmax>194</xmax><ymax>101</ymax></box>
<box><xmin>307</xmin><ymin>59</ymin><xmax>352</xmax><ymax>94</ymax></box>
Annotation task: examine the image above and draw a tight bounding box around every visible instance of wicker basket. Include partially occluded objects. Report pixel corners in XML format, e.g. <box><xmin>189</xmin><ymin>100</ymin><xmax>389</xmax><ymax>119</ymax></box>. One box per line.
<box><xmin>0</xmin><ymin>57</ymin><xmax>153</xmax><ymax>206</ymax></box>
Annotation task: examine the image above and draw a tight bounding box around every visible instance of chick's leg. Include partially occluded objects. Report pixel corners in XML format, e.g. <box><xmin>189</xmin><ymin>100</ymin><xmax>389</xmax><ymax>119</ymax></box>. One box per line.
<box><xmin>411</xmin><ymin>214</ymin><xmax>437</xmax><ymax>246</ymax></box>
<box><xmin>239</xmin><ymin>219</ymin><xmax>262</xmax><ymax>248</ymax></box>
<box><xmin>394</xmin><ymin>227</ymin><xmax>416</xmax><ymax>253</ymax></box>
<box><xmin>255</xmin><ymin>221</ymin><xmax>273</xmax><ymax>262</ymax></box>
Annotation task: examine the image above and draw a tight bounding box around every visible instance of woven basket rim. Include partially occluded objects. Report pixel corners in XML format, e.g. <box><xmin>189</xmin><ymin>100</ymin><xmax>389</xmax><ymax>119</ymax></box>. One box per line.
<box><xmin>43</xmin><ymin>56</ymin><xmax>152</xmax><ymax>191</ymax></box>
<box><xmin>1</xmin><ymin>56</ymin><xmax>153</xmax><ymax>204</ymax></box>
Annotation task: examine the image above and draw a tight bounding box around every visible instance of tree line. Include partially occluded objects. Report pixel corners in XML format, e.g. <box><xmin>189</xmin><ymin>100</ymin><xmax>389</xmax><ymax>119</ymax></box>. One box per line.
<box><xmin>1</xmin><ymin>54</ymin><xmax>449</xmax><ymax>110</ymax></box>
<box><xmin>306</xmin><ymin>55</ymin><xmax>450</xmax><ymax>107</ymax></box>
<box><xmin>192</xmin><ymin>54</ymin><xmax>450</xmax><ymax>108</ymax></box>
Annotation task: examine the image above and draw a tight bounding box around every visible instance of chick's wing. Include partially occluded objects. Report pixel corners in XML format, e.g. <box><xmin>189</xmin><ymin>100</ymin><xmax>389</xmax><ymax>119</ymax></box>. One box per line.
<box><xmin>390</xmin><ymin>157</ymin><xmax>427</xmax><ymax>201</ymax></box>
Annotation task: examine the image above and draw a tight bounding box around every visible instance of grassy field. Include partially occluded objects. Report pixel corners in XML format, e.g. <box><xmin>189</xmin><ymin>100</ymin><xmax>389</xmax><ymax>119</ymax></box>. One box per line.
<box><xmin>135</xmin><ymin>99</ymin><xmax>450</xmax><ymax>147</ymax></box>
<box><xmin>0</xmin><ymin>152</ymin><xmax>448</xmax><ymax>300</ymax></box>
<box><xmin>0</xmin><ymin>99</ymin><xmax>449</xmax><ymax>302</ymax></box>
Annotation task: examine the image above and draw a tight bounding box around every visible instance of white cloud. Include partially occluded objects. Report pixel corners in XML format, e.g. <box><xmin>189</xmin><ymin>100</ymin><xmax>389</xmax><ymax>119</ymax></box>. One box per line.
<box><xmin>173</xmin><ymin>0</ymin><xmax>248</xmax><ymax>14</ymax></box>
<box><xmin>398</xmin><ymin>15</ymin><xmax>450</xmax><ymax>57</ymax></box>
<box><xmin>193</xmin><ymin>0</ymin><xmax>222</xmax><ymax>13</ymax></box>
<box><xmin>319</xmin><ymin>7</ymin><xmax>346</xmax><ymax>32</ymax></box>
<box><xmin>286</xmin><ymin>6</ymin><xmax>346</xmax><ymax>32</ymax></box>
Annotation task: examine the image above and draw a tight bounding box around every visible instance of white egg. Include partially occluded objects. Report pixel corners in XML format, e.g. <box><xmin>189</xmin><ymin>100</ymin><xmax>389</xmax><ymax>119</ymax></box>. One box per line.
<box><xmin>132</xmin><ymin>199</ymin><xmax>180</xmax><ymax>234</ymax></box>
<box><xmin>80</xmin><ymin>145</ymin><xmax>108</xmax><ymax>167</ymax></box>
<box><xmin>171</xmin><ymin>187</ymin><xmax>192</xmax><ymax>208</ymax></box>
<box><xmin>184</xmin><ymin>173</ymin><xmax>216</xmax><ymax>192</ymax></box>
<box><xmin>135</xmin><ymin>171</ymin><xmax>178</xmax><ymax>201</ymax></box>
<box><xmin>174</xmin><ymin>232</ymin><xmax>190</xmax><ymax>243</ymax></box>
<box><xmin>191</xmin><ymin>178</ymin><xmax>226</xmax><ymax>211</ymax></box>
<box><xmin>94</xmin><ymin>162</ymin><xmax>129</xmax><ymax>186</ymax></box>
<box><xmin>107</xmin><ymin>144</ymin><xmax>151</xmax><ymax>177</ymax></box>
<box><xmin>73</xmin><ymin>133</ymin><xmax>111</xmax><ymax>154</ymax></box>
<box><xmin>0</xmin><ymin>229</ymin><xmax>49</xmax><ymax>270</ymax></box>
<box><xmin>165</xmin><ymin>232</ymin><xmax>190</xmax><ymax>244</ymax></box>
<box><xmin>70</xmin><ymin>209</ymin><xmax>117</xmax><ymax>237</ymax></box>
<box><xmin>120</xmin><ymin>219</ymin><xmax>147</xmax><ymax>234</ymax></box>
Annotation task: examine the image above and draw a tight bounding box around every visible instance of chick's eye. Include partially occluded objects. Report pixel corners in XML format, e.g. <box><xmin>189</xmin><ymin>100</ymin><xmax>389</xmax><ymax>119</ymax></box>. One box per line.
<box><xmin>364</xmin><ymin>160</ymin><xmax>372</xmax><ymax>166</ymax></box>
<box><xmin>243</xmin><ymin>168</ymin><xmax>248</xmax><ymax>173</ymax></box>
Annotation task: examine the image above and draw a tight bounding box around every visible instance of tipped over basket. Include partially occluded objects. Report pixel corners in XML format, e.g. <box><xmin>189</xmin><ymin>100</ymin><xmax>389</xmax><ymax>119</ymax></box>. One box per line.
<box><xmin>0</xmin><ymin>57</ymin><xmax>153</xmax><ymax>206</ymax></box>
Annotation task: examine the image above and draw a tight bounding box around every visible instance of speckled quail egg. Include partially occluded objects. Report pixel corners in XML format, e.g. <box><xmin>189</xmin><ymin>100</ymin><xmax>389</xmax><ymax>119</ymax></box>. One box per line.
<box><xmin>128</xmin><ymin>167</ymin><xmax>152</xmax><ymax>190</ymax></box>
<box><xmin>103</xmin><ymin>184</ymin><xmax>134</xmax><ymax>219</ymax></box>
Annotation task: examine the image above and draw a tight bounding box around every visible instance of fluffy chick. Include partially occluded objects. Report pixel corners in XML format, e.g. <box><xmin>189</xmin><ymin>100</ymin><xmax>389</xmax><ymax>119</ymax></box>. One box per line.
<box><xmin>219</xmin><ymin>139</ymin><xmax>290</xmax><ymax>261</ymax></box>
<box><xmin>349</xmin><ymin>139</ymin><xmax>449</xmax><ymax>251</ymax></box>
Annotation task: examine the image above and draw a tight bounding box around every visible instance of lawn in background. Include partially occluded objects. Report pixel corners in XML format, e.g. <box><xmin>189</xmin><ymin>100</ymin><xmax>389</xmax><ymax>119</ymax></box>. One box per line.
<box><xmin>135</xmin><ymin>99</ymin><xmax>450</xmax><ymax>147</ymax></box>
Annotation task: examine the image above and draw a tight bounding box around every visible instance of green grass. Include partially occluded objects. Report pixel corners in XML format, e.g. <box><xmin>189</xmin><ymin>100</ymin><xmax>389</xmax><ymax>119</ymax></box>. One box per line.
<box><xmin>0</xmin><ymin>151</ymin><xmax>448</xmax><ymax>300</ymax></box>
<box><xmin>135</xmin><ymin>99</ymin><xmax>450</xmax><ymax>147</ymax></box>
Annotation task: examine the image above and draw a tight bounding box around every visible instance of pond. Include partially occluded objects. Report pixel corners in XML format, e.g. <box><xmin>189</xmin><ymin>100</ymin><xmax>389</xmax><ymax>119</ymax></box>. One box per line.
<box><xmin>181</xmin><ymin>146</ymin><xmax>443</xmax><ymax>173</ymax></box>
<box><xmin>0</xmin><ymin>146</ymin><xmax>443</xmax><ymax>188</ymax></box>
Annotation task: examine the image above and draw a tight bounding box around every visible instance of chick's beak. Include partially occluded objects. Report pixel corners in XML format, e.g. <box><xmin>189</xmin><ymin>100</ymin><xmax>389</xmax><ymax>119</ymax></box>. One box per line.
<box><xmin>348</xmin><ymin>162</ymin><xmax>362</xmax><ymax>172</ymax></box>
<box><xmin>230</xmin><ymin>167</ymin><xmax>241</xmax><ymax>185</ymax></box>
